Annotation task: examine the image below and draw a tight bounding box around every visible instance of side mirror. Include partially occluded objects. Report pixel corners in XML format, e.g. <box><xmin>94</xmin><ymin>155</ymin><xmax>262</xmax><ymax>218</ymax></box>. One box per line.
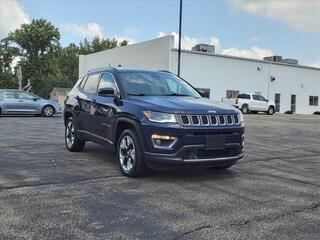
<box><xmin>198</xmin><ymin>90</ymin><xmax>210</xmax><ymax>98</ymax></box>
<box><xmin>98</xmin><ymin>87</ymin><xmax>115</xmax><ymax>97</ymax></box>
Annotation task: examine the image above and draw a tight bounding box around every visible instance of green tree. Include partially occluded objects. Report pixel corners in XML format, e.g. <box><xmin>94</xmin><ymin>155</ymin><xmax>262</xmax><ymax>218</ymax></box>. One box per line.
<box><xmin>5</xmin><ymin>19</ymin><xmax>60</xmax><ymax>97</ymax></box>
<box><xmin>0</xmin><ymin>40</ymin><xmax>19</xmax><ymax>88</ymax></box>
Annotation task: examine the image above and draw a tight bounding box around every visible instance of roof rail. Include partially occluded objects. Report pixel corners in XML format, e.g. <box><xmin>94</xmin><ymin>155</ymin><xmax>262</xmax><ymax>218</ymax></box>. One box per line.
<box><xmin>87</xmin><ymin>67</ymin><xmax>117</xmax><ymax>73</ymax></box>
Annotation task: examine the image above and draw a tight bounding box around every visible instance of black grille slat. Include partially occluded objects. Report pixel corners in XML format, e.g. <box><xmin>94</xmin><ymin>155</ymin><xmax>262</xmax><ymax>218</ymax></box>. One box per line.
<box><xmin>227</xmin><ymin>115</ymin><xmax>233</xmax><ymax>125</ymax></box>
<box><xmin>191</xmin><ymin>115</ymin><xmax>200</xmax><ymax>125</ymax></box>
<box><xmin>201</xmin><ymin>116</ymin><xmax>209</xmax><ymax>125</ymax></box>
<box><xmin>180</xmin><ymin>115</ymin><xmax>190</xmax><ymax>125</ymax></box>
<box><xmin>210</xmin><ymin>116</ymin><xmax>217</xmax><ymax>125</ymax></box>
<box><xmin>219</xmin><ymin>115</ymin><xmax>226</xmax><ymax>125</ymax></box>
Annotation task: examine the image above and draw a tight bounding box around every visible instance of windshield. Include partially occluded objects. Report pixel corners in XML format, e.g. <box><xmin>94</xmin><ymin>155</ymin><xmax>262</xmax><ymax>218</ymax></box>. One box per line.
<box><xmin>119</xmin><ymin>71</ymin><xmax>201</xmax><ymax>97</ymax></box>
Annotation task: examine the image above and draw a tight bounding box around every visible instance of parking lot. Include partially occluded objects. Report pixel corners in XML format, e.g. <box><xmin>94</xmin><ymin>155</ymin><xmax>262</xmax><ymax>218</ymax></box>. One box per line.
<box><xmin>0</xmin><ymin>114</ymin><xmax>319</xmax><ymax>240</ymax></box>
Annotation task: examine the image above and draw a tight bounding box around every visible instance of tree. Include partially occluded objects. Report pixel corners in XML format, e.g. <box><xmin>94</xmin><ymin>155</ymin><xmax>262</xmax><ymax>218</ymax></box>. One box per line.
<box><xmin>5</xmin><ymin>19</ymin><xmax>60</xmax><ymax>97</ymax></box>
<box><xmin>0</xmin><ymin>40</ymin><xmax>19</xmax><ymax>88</ymax></box>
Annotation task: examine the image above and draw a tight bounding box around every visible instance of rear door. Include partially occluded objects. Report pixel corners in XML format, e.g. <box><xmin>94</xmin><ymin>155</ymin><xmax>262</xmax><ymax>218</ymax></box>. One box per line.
<box><xmin>0</xmin><ymin>91</ymin><xmax>21</xmax><ymax>114</ymax></box>
<box><xmin>78</xmin><ymin>73</ymin><xmax>101</xmax><ymax>135</ymax></box>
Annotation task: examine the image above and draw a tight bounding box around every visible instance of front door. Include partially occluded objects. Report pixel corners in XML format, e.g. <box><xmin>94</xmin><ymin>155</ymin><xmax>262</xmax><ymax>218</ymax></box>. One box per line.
<box><xmin>15</xmin><ymin>91</ymin><xmax>40</xmax><ymax>114</ymax></box>
<box><xmin>91</xmin><ymin>72</ymin><xmax>119</xmax><ymax>143</ymax></box>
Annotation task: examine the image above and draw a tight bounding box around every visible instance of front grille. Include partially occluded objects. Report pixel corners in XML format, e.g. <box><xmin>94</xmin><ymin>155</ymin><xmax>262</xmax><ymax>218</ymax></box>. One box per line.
<box><xmin>179</xmin><ymin>114</ymin><xmax>240</xmax><ymax>126</ymax></box>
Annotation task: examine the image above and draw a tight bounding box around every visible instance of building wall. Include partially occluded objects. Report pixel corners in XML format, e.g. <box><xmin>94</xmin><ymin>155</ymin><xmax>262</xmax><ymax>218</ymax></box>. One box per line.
<box><xmin>78</xmin><ymin>36</ymin><xmax>319</xmax><ymax>114</ymax></box>
<box><xmin>171</xmin><ymin>50</ymin><xmax>320</xmax><ymax>114</ymax></box>
<box><xmin>79</xmin><ymin>36</ymin><xmax>174</xmax><ymax>76</ymax></box>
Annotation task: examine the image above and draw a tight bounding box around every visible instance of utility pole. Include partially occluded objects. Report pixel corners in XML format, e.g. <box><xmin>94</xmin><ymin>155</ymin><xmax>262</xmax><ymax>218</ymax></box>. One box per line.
<box><xmin>177</xmin><ymin>0</ymin><xmax>183</xmax><ymax>77</ymax></box>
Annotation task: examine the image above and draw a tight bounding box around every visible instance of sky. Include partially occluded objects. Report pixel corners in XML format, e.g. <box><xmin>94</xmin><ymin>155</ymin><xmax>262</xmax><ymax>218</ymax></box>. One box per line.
<box><xmin>0</xmin><ymin>0</ymin><xmax>320</xmax><ymax>67</ymax></box>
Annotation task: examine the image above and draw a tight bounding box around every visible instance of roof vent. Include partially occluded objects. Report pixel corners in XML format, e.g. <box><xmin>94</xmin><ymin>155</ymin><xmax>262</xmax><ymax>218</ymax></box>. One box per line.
<box><xmin>192</xmin><ymin>44</ymin><xmax>215</xmax><ymax>54</ymax></box>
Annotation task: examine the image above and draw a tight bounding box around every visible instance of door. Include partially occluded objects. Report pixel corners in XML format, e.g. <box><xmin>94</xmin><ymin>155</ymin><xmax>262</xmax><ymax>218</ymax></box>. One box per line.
<box><xmin>252</xmin><ymin>94</ymin><xmax>268</xmax><ymax>111</ymax></box>
<box><xmin>0</xmin><ymin>91</ymin><xmax>18</xmax><ymax>114</ymax></box>
<box><xmin>78</xmin><ymin>73</ymin><xmax>101</xmax><ymax>134</ymax></box>
<box><xmin>275</xmin><ymin>93</ymin><xmax>281</xmax><ymax>112</ymax></box>
<box><xmin>291</xmin><ymin>95</ymin><xmax>296</xmax><ymax>113</ymax></box>
<box><xmin>91</xmin><ymin>72</ymin><xmax>119</xmax><ymax>142</ymax></box>
<box><xmin>15</xmin><ymin>91</ymin><xmax>41</xmax><ymax>114</ymax></box>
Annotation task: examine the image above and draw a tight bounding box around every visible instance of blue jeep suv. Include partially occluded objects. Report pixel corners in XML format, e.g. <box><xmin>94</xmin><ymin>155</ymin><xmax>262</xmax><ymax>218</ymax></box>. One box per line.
<box><xmin>64</xmin><ymin>68</ymin><xmax>245</xmax><ymax>177</ymax></box>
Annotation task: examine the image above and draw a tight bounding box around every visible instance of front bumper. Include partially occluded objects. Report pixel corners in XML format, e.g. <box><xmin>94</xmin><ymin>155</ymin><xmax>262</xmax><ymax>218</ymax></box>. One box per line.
<box><xmin>141</xmin><ymin>123</ymin><xmax>245</xmax><ymax>169</ymax></box>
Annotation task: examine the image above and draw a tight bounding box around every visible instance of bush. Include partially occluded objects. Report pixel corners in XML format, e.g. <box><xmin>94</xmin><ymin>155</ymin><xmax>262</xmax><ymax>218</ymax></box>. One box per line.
<box><xmin>313</xmin><ymin>111</ymin><xmax>320</xmax><ymax>115</ymax></box>
<box><xmin>285</xmin><ymin>110</ymin><xmax>293</xmax><ymax>114</ymax></box>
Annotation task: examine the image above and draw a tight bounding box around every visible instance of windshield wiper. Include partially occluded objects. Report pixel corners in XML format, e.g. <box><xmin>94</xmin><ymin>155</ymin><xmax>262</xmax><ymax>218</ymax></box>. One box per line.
<box><xmin>163</xmin><ymin>93</ymin><xmax>191</xmax><ymax>96</ymax></box>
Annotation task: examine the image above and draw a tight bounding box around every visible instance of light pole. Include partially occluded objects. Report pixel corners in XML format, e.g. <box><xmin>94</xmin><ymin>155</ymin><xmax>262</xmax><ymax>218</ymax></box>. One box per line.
<box><xmin>177</xmin><ymin>0</ymin><xmax>183</xmax><ymax>77</ymax></box>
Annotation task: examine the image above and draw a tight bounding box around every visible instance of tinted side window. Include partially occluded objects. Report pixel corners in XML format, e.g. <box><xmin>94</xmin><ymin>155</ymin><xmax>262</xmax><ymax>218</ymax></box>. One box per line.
<box><xmin>98</xmin><ymin>73</ymin><xmax>118</xmax><ymax>94</ymax></box>
<box><xmin>79</xmin><ymin>76</ymin><xmax>88</xmax><ymax>89</ymax></box>
<box><xmin>83</xmin><ymin>74</ymin><xmax>100</xmax><ymax>94</ymax></box>
<box><xmin>252</xmin><ymin>95</ymin><xmax>260</xmax><ymax>100</ymax></box>
<box><xmin>1</xmin><ymin>91</ymin><xmax>16</xmax><ymax>99</ymax></box>
<box><xmin>238</xmin><ymin>94</ymin><xmax>250</xmax><ymax>99</ymax></box>
<box><xmin>16</xmin><ymin>92</ymin><xmax>36</xmax><ymax>99</ymax></box>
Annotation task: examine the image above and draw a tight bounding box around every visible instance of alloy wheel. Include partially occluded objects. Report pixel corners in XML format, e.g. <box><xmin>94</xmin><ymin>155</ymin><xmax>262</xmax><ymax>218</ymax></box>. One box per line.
<box><xmin>65</xmin><ymin>121</ymin><xmax>75</xmax><ymax>149</ymax></box>
<box><xmin>119</xmin><ymin>135</ymin><xmax>136</xmax><ymax>172</ymax></box>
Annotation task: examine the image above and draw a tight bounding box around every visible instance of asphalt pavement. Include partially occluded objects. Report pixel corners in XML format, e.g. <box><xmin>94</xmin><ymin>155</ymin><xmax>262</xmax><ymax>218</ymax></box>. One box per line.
<box><xmin>0</xmin><ymin>114</ymin><xmax>319</xmax><ymax>240</ymax></box>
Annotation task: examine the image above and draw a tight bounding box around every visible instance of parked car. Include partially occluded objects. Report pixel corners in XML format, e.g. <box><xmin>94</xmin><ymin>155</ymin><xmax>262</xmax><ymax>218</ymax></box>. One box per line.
<box><xmin>64</xmin><ymin>68</ymin><xmax>245</xmax><ymax>177</ymax></box>
<box><xmin>0</xmin><ymin>89</ymin><xmax>61</xmax><ymax>117</ymax></box>
<box><xmin>222</xmin><ymin>93</ymin><xmax>275</xmax><ymax>114</ymax></box>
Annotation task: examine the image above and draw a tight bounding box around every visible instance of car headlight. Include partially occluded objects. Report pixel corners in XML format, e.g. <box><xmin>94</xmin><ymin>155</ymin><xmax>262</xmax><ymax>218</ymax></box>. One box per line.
<box><xmin>238</xmin><ymin>112</ymin><xmax>245</xmax><ymax>127</ymax></box>
<box><xmin>143</xmin><ymin>111</ymin><xmax>177</xmax><ymax>123</ymax></box>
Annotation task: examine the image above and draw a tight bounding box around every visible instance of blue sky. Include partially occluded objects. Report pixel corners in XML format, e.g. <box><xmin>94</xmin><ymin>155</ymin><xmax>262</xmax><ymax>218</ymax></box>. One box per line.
<box><xmin>1</xmin><ymin>0</ymin><xmax>319</xmax><ymax>67</ymax></box>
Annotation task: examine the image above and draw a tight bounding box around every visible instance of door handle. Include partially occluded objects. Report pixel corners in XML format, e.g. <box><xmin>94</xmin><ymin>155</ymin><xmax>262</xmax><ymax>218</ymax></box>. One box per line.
<box><xmin>18</xmin><ymin>100</ymin><xmax>24</xmax><ymax>102</ymax></box>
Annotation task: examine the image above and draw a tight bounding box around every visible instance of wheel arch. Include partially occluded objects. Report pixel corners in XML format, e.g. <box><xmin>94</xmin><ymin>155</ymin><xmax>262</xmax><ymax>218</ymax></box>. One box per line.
<box><xmin>113</xmin><ymin>116</ymin><xmax>144</xmax><ymax>152</ymax></box>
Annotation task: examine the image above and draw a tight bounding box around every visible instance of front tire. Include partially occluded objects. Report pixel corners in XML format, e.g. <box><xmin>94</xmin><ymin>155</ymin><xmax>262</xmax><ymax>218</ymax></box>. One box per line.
<box><xmin>65</xmin><ymin>117</ymin><xmax>86</xmax><ymax>152</ymax></box>
<box><xmin>267</xmin><ymin>106</ymin><xmax>275</xmax><ymax>115</ymax></box>
<box><xmin>117</xmin><ymin>129</ymin><xmax>146</xmax><ymax>177</ymax></box>
<box><xmin>42</xmin><ymin>105</ymin><xmax>55</xmax><ymax>117</ymax></box>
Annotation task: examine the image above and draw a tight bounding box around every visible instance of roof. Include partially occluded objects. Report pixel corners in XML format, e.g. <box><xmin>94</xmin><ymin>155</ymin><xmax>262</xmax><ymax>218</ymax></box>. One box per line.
<box><xmin>173</xmin><ymin>49</ymin><xmax>320</xmax><ymax>71</ymax></box>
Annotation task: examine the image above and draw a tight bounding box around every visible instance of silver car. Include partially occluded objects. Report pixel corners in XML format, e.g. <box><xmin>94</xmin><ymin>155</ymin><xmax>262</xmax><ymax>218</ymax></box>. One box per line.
<box><xmin>0</xmin><ymin>89</ymin><xmax>61</xmax><ymax>117</ymax></box>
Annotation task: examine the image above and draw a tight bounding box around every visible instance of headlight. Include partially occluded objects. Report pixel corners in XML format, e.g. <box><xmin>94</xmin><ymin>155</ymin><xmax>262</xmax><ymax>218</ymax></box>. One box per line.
<box><xmin>238</xmin><ymin>112</ymin><xmax>245</xmax><ymax>127</ymax></box>
<box><xmin>143</xmin><ymin>111</ymin><xmax>177</xmax><ymax>123</ymax></box>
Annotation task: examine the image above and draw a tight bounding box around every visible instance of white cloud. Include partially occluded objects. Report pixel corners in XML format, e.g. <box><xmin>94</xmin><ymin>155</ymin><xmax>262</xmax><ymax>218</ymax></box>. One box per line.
<box><xmin>0</xmin><ymin>0</ymin><xmax>30</xmax><ymax>39</ymax></box>
<box><xmin>62</xmin><ymin>22</ymin><xmax>105</xmax><ymax>39</ymax></box>
<box><xmin>222</xmin><ymin>46</ymin><xmax>273</xmax><ymax>60</ymax></box>
<box><xmin>158</xmin><ymin>31</ymin><xmax>220</xmax><ymax>50</ymax></box>
<box><xmin>63</xmin><ymin>22</ymin><xmax>136</xmax><ymax>44</ymax></box>
<box><xmin>229</xmin><ymin>0</ymin><xmax>320</xmax><ymax>34</ymax></box>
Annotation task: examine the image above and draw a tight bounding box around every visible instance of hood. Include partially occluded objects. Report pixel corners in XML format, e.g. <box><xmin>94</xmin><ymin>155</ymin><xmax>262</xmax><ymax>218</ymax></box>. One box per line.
<box><xmin>127</xmin><ymin>96</ymin><xmax>238</xmax><ymax>114</ymax></box>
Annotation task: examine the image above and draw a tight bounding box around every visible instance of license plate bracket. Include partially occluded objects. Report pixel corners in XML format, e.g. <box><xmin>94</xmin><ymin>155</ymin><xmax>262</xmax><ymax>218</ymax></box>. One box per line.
<box><xmin>205</xmin><ymin>135</ymin><xmax>226</xmax><ymax>150</ymax></box>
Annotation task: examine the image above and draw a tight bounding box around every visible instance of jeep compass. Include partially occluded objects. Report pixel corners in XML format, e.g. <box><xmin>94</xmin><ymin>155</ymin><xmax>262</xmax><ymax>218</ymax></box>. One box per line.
<box><xmin>64</xmin><ymin>68</ymin><xmax>245</xmax><ymax>177</ymax></box>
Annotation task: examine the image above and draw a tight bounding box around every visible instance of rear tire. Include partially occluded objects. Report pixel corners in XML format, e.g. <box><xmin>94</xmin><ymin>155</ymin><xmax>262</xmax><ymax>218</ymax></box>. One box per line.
<box><xmin>241</xmin><ymin>105</ymin><xmax>249</xmax><ymax>114</ymax></box>
<box><xmin>267</xmin><ymin>106</ymin><xmax>275</xmax><ymax>115</ymax></box>
<box><xmin>65</xmin><ymin>117</ymin><xmax>86</xmax><ymax>152</ymax></box>
<box><xmin>42</xmin><ymin>105</ymin><xmax>55</xmax><ymax>117</ymax></box>
<box><xmin>117</xmin><ymin>129</ymin><xmax>146</xmax><ymax>177</ymax></box>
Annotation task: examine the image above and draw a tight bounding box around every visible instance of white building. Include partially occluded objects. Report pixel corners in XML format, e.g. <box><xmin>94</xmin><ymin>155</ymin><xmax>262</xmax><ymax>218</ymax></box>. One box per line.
<box><xmin>79</xmin><ymin>36</ymin><xmax>320</xmax><ymax>114</ymax></box>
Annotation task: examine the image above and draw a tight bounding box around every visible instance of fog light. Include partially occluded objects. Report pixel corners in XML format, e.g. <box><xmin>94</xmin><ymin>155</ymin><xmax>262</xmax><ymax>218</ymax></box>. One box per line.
<box><xmin>151</xmin><ymin>134</ymin><xmax>177</xmax><ymax>149</ymax></box>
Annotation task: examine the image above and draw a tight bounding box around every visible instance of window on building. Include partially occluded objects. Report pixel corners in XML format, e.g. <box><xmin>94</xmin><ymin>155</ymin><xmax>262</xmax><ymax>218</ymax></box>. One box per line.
<box><xmin>309</xmin><ymin>96</ymin><xmax>319</xmax><ymax>106</ymax></box>
<box><xmin>83</xmin><ymin>74</ymin><xmax>100</xmax><ymax>94</ymax></box>
<box><xmin>226</xmin><ymin>90</ymin><xmax>239</xmax><ymax>99</ymax></box>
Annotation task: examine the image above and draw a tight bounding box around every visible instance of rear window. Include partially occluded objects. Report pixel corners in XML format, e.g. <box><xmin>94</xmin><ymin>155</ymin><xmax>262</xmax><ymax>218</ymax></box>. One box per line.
<box><xmin>237</xmin><ymin>94</ymin><xmax>250</xmax><ymax>99</ymax></box>
<box><xmin>83</xmin><ymin>74</ymin><xmax>100</xmax><ymax>94</ymax></box>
